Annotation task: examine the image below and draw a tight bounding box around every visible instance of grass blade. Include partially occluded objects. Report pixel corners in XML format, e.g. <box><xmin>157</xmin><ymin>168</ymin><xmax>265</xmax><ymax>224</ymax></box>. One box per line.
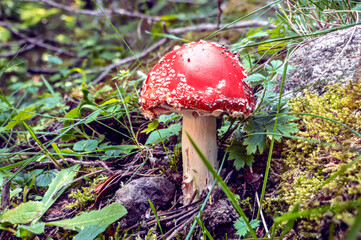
<box><xmin>186</xmin><ymin>133</ymin><xmax>258</xmax><ymax>239</ymax></box>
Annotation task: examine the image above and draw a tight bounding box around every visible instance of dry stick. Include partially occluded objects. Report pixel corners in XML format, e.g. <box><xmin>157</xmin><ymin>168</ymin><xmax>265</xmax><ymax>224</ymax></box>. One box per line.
<box><xmin>125</xmin><ymin>201</ymin><xmax>201</xmax><ymax>232</ymax></box>
<box><xmin>35</xmin><ymin>158</ymin><xmax>104</xmax><ymax>166</ymax></box>
<box><xmin>0</xmin><ymin>21</ymin><xmax>77</xmax><ymax>57</ymax></box>
<box><xmin>24</xmin><ymin>0</ymin><xmax>161</xmax><ymax>21</ymax></box>
<box><xmin>148</xmin><ymin>206</ymin><xmax>199</xmax><ymax>226</ymax></box>
<box><xmin>0</xmin><ymin>44</ymin><xmax>35</xmax><ymax>58</ymax></box>
<box><xmin>25</xmin><ymin>0</ymin><xmax>217</xmax><ymax>21</ymax></box>
<box><xmin>217</xmin><ymin>0</ymin><xmax>223</xmax><ymax>29</ymax></box>
<box><xmin>98</xmin><ymin>161</ymin><xmax>114</xmax><ymax>175</ymax></box>
<box><xmin>163</xmin><ymin>211</ymin><xmax>198</xmax><ymax>240</ymax></box>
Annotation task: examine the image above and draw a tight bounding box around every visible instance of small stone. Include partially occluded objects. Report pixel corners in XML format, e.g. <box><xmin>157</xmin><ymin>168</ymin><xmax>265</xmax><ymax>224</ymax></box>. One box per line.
<box><xmin>115</xmin><ymin>176</ymin><xmax>175</xmax><ymax>226</ymax></box>
<box><xmin>202</xmin><ymin>199</ymin><xmax>238</xmax><ymax>234</ymax></box>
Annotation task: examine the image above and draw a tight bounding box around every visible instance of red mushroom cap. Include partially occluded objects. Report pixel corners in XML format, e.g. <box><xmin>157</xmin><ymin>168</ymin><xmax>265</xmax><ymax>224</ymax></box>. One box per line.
<box><xmin>139</xmin><ymin>41</ymin><xmax>256</xmax><ymax>119</ymax></box>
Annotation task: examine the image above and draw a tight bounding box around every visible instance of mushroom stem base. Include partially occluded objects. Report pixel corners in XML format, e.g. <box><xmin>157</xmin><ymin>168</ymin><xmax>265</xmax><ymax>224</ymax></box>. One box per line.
<box><xmin>182</xmin><ymin>112</ymin><xmax>217</xmax><ymax>204</ymax></box>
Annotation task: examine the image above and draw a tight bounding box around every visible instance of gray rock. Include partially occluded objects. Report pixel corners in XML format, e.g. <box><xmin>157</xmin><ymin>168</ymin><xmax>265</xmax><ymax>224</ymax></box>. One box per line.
<box><xmin>115</xmin><ymin>176</ymin><xmax>175</xmax><ymax>226</ymax></box>
<box><xmin>277</xmin><ymin>26</ymin><xmax>361</xmax><ymax>98</ymax></box>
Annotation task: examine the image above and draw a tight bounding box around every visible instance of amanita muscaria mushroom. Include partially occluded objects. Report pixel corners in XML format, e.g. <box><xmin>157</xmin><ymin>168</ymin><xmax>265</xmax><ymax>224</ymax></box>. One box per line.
<box><xmin>139</xmin><ymin>41</ymin><xmax>255</xmax><ymax>204</ymax></box>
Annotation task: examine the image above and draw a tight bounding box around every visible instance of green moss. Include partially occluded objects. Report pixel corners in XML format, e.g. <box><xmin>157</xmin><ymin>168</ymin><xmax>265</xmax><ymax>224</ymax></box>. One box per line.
<box><xmin>66</xmin><ymin>186</ymin><xmax>96</xmax><ymax>210</ymax></box>
<box><xmin>272</xmin><ymin>80</ymin><xmax>361</xmax><ymax>238</ymax></box>
<box><xmin>66</xmin><ymin>175</ymin><xmax>102</xmax><ymax>210</ymax></box>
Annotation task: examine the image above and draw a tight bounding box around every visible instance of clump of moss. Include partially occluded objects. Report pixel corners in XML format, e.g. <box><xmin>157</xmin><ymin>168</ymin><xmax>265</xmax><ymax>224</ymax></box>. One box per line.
<box><xmin>272</xmin><ymin>80</ymin><xmax>361</xmax><ymax>238</ymax></box>
<box><xmin>67</xmin><ymin>186</ymin><xmax>96</xmax><ymax>210</ymax></box>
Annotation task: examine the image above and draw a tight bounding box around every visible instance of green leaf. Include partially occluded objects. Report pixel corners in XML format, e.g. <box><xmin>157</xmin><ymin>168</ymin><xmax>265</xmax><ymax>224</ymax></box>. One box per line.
<box><xmin>266</xmin><ymin>60</ymin><xmax>283</xmax><ymax>73</ymax></box>
<box><xmin>61</xmin><ymin>108</ymin><xmax>81</xmax><ymax>142</ymax></box>
<box><xmin>16</xmin><ymin>223</ymin><xmax>45</xmax><ymax>237</ymax></box>
<box><xmin>145</xmin><ymin>124</ymin><xmax>182</xmax><ymax>145</ymax></box>
<box><xmin>0</xmin><ymin>201</ymin><xmax>44</xmax><ymax>225</ymax></box>
<box><xmin>158</xmin><ymin>113</ymin><xmax>181</xmax><ymax>124</ymax></box>
<box><xmin>36</xmin><ymin>169</ymin><xmax>58</xmax><ymax>187</ymax></box>
<box><xmin>243</xmin><ymin>105</ymin><xmax>299</xmax><ymax>154</ymax></box>
<box><xmin>234</xmin><ymin>218</ymin><xmax>260</xmax><ymax>237</ymax></box>
<box><xmin>74</xmin><ymin>224</ymin><xmax>108</xmax><ymax>240</ymax></box>
<box><xmin>64</xmin><ymin>108</ymin><xmax>80</xmax><ymax>119</ymax></box>
<box><xmin>226</xmin><ymin>141</ymin><xmax>254</xmax><ymax>170</ymax></box>
<box><xmin>99</xmin><ymin>98</ymin><xmax>119</xmax><ymax>106</ymax></box>
<box><xmin>141</xmin><ymin>120</ymin><xmax>159</xmax><ymax>134</ymax></box>
<box><xmin>243</xmin><ymin>118</ymin><xmax>268</xmax><ymax>154</ymax></box>
<box><xmin>47</xmin><ymin>202</ymin><xmax>127</xmax><ymax>232</ymax></box>
<box><xmin>34</xmin><ymin>165</ymin><xmax>80</xmax><ymax>223</ymax></box>
<box><xmin>73</xmin><ymin>140</ymin><xmax>99</xmax><ymax>152</ymax></box>
<box><xmin>245</xmin><ymin>73</ymin><xmax>266</xmax><ymax>86</ymax></box>
<box><xmin>5</xmin><ymin>106</ymin><xmax>35</xmax><ymax>130</ymax></box>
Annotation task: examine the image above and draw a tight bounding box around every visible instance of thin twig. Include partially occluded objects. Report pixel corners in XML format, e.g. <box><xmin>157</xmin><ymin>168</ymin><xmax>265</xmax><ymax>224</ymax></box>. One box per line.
<box><xmin>0</xmin><ymin>44</ymin><xmax>35</xmax><ymax>58</ymax></box>
<box><xmin>0</xmin><ymin>21</ymin><xmax>77</xmax><ymax>57</ymax></box>
<box><xmin>163</xmin><ymin>211</ymin><xmax>198</xmax><ymax>240</ymax></box>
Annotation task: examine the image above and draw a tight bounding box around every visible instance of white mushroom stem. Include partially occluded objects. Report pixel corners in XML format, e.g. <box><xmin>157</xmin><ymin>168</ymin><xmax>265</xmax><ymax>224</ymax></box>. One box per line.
<box><xmin>181</xmin><ymin>111</ymin><xmax>218</xmax><ymax>204</ymax></box>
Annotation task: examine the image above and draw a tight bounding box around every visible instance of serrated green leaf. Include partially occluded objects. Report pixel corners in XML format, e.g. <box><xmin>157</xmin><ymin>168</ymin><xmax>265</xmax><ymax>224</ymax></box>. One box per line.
<box><xmin>46</xmin><ymin>202</ymin><xmax>127</xmax><ymax>232</ymax></box>
<box><xmin>73</xmin><ymin>140</ymin><xmax>98</xmax><ymax>152</ymax></box>
<box><xmin>146</xmin><ymin>123</ymin><xmax>181</xmax><ymax>145</ymax></box>
<box><xmin>5</xmin><ymin>106</ymin><xmax>35</xmax><ymax>130</ymax></box>
<box><xmin>158</xmin><ymin>113</ymin><xmax>180</xmax><ymax>124</ymax></box>
<box><xmin>226</xmin><ymin>142</ymin><xmax>254</xmax><ymax>170</ymax></box>
<box><xmin>0</xmin><ymin>201</ymin><xmax>44</xmax><ymax>225</ymax></box>
<box><xmin>234</xmin><ymin>218</ymin><xmax>260</xmax><ymax>237</ymax></box>
<box><xmin>245</xmin><ymin>73</ymin><xmax>266</xmax><ymax>86</ymax></box>
<box><xmin>243</xmin><ymin>133</ymin><xmax>266</xmax><ymax>155</ymax></box>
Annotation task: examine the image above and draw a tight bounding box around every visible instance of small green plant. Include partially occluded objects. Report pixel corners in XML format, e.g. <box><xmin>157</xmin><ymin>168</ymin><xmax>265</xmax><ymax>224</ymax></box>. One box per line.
<box><xmin>234</xmin><ymin>217</ymin><xmax>260</xmax><ymax>238</ymax></box>
<box><xmin>226</xmin><ymin>60</ymin><xmax>298</xmax><ymax>169</ymax></box>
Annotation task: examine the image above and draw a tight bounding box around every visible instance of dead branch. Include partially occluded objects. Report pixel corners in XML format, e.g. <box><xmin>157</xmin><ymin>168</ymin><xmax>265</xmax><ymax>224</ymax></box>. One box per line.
<box><xmin>22</xmin><ymin>0</ymin><xmax>161</xmax><ymax>21</ymax></box>
<box><xmin>0</xmin><ymin>21</ymin><xmax>77</xmax><ymax>57</ymax></box>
